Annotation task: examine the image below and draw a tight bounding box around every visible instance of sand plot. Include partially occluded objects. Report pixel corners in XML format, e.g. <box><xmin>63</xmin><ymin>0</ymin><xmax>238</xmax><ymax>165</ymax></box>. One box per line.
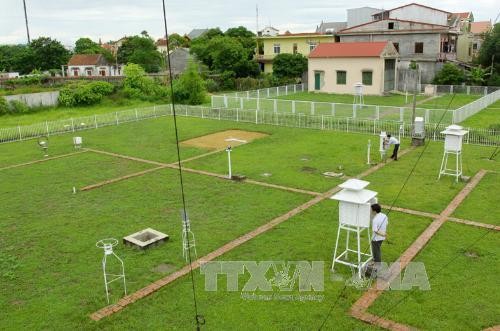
<box><xmin>180</xmin><ymin>130</ymin><xmax>268</xmax><ymax>150</ymax></box>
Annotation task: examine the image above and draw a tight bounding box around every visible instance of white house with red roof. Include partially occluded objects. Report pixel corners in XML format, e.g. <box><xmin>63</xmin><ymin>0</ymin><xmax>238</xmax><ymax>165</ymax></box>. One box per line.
<box><xmin>64</xmin><ymin>54</ymin><xmax>122</xmax><ymax>77</ymax></box>
<box><xmin>308</xmin><ymin>42</ymin><xmax>399</xmax><ymax>95</ymax></box>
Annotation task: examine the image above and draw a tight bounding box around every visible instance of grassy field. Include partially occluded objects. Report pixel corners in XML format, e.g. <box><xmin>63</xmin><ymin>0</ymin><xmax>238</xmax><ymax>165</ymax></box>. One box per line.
<box><xmin>460</xmin><ymin>100</ymin><xmax>500</xmax><ymax>129</ymax></box>
<box><xmin>275</xmin><ymin>92</ymin><xmax>427</xmax><ymax>107</ymax></box>
<box><xmin>369</xmin><ymin>222</ymin><xmax>500</xmax><ymax>330</ymax></box>
<box><xmin>0</xmin><ymin>98</ymin><xmax>159</xmax><ymax>129</ymax></box>
<box><xmin>1</xmin><ymin>114</ymin><xmax>498</xmax><ymax>330</ymax></box>
<box><xmin>417</xmin><ymin>93</ymin><xmax>480</xmax><ymax>110</ymax></box>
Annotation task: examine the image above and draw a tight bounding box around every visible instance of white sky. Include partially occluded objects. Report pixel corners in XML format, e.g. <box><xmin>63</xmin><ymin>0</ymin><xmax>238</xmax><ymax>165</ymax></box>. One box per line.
<box><xmin>0</xmin><ymin>0</ymin><xmax>498</xmax><ymax>46</ymax></box>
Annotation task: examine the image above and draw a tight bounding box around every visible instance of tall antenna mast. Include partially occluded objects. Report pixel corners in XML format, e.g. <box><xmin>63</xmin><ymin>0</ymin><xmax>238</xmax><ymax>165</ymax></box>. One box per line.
<box><xmin>23</xmin><ymin>0</ymin><xmax>31</xmax><ymax>43</ymax></box>
<box><xmin>256</xmin><ymin>4</ymin><xmax>260</xmax><ymax>56</ymax></box>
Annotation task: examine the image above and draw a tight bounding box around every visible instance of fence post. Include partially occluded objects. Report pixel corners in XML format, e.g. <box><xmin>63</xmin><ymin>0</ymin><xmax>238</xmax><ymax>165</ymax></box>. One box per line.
<box><xmin>399</xmin><ymin>107</ymin><xmax>404</xmax><ymax>122</ymax></box>
<box><xmin>135</xmin><ymin>109</ymin><xmax>138</xmax><ymax>120</ymax></box>
<box><xmin>201</xmin><ymin>108</ymin><xmax>204</xmax><ymax>119</ymax></box>
<box><xmin>255</xmin><ymin>109</ymin><xmax>258</xmax><ymax>124</ymax></box>
<box><xmin>95</xmin><ymin>115</ymin><xmax>98</xmax><ymax>128</ymax></box>
<box><xmin>257</xmin><ymin>98</ymin><xmax>260</xmax><ymax>111</ymax></box>
<box><xmin>274</xmin><ymin>99</ymin><xmax>277</xmax><ymax>113</ymax></box>
<box><xmin>346</xmin><ymin>118</ymin><xmax>349</xmax><ymax>132</ymax></box>
<box><xmin>425</xmin><ymin>109</ymin><xmax>430</xmax><ymax>123</ymax></box>
<box><xmin>115</xmin><ymin>112</ymin><xmax>119</xmax><ymax>125</ymax></box>
<box><xmin>46</xmin><ymin>121</ymin><xmax>50</xmax><ymax>136</ymax></box>
<box><xmin>218</xmin><ymin>108</ymin><xmax>221</xmax><ymax>120</ymax></box>
<box><xmin>247</xmin><ymin>91</ymin><xmax>250</xmax><ymax>99</ymax></box>
<box><xmin>311</xmin><ymin>102</ymin><xmax>315</xmax><ymax>115</ymax></box>
<box><xmin>18</xmin><ymin>126</ymin><xmax>22</xmax><ymax>141</ymax></box>
<box><xmin>236</xmin><ymin>109</ymin><xmax>239</xmax><ymax>122</ymax></box>
<box><xmin>257</xmin><ymin>89</ymin><xmax>260</xmax><ymax>99</ymax></box>
<box><xmin>276</xmin><ymin>86</ymin><xmax>279</xmax><ymax>96</ymax></box>
<box><xmin>292</xmin><ymin>101</ymin><xmax>296</xmax><ymax>114</ymax></box>
<box><xmin>450</xmin><ymin>85</ymin><xmax>453</xmax><ymax>94</ymax></box>
<box><xmin>467</xmin><ymin>86</ymin><xmax>470</xmax><ymax>95</ymax></box>
<box><xmin>211</xmin><ymin>95</ymin><xmax>214</xmax><ymax>108</ymax></box>
<box><xmin>301</xmin><ymin>83</ymin><xmax>304</xmax><ymax>92</ymax></box>
<box><xmin>484</xmin><ymin>87</ymin><xmax>488</xmax><ymax>96</ymax></box>
<box><xmin>331</xmin><ymin>103</ymin><xmax>336</xmax><ymax>117</ymax></box>
<box><xmin>285</xmin><ymin>85</ymin><xmax>288</xmax><ymax>95</ymax></box>
<box><xmin>224</xmin><ymin>95</ymin><xmax>228</xmax><ymax>108</ymax></box>
<box><xmin>240</xmin><ymin>98</ymin><xmax>244</xmax><ymax>110</ymax></box>
<box><xmin>153</xmin><ymin>105</ymin><xmax>157</xmax><ymax>117</ymax></box>
<box><xmin>376</xmin><ymin>106</ymin><xmax>380</xmax><ymax>120</ymax></box>
<box><xmin>321</xmin><ymin>115</ymin><xmax>324</xmax><ymax>130</ymax></box>
<box><xmin>352</xmin><ymin>104</ymin><xmax>357</xmax><ymax>118</ymax></box>
<box><xmin>267</xmin><ymin>88</ymin><xmax>270</xmax><ymax>97</ymax></box>
<box><xmin>294</xmin><ymin>85</ymin><xmax>296</xmax><ymax>93</ymax></box>
<box><xmin>71</xmin><ymin>118</ymin><xmax>75</xmax><ymax>132</ymax></box>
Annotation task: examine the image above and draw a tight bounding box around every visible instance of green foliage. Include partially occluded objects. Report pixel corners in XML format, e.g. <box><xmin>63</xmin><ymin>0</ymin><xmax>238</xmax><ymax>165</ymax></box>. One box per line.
<box><xmin>0</xmin><ymin>97</ymin><xmax>8</xmax><ymax>115</ymax></box>
<box><xmin>466</xmin><ymin>66</ymin><xmax>490</xmax><ymax>86</ymax></box>
<box><xmin>432</xmin><ymin>63</ymin><xmax>465</xmax><ymax>85</ymax></box>
<box><xmin>118</xmin><ymin>35</ymin><xmax>163</xmax><ymax>73</ymax></box>
<box><xmin>190</xmin><ymin>27</ymin><xmax>259</xmax><ymax>80</ymax></box>
<box><xmin>0</xmin><ymin>45</ymin><xmax>34</xmax><ymax>74</ymax></box>
<box><xmin>409</xmin><ymin>60</ymin><xmax>419</xmax><ymax>70</ymax></box>
<box><xmin>272</xmin><ymin>53</ymin><xmax>308</xmax><ymax>79</ymax></box>
<box><xmin>204</xmin><ymin>78</ymin><xmax>219</xmax><ymax>92</ymax></box>
<box><xmin>487</xmin><ymin>72</ymin><xmax>500</xmax><ymax>86</ymax></box>
<box><xmin>170</xmin><ymin>62</ymin><xmax>206</xmax><ymax>105</ymax></box>
<box><xmin>168</xmin><ymin>33</ymin><xmax>190</xmax><ymax>48</ymax></box>
<box><xmin>58</xmin><ymin>81</ymin><xmax>114</xmax><ymax>107</ymax></box>
<box><xmin>8</xmin><ymin>100</ymin><xmax>30</xmax><ymax>114</ymax></box>
<box><xmin>29</xmin><ymin>37</ymin><xmax>71</xmax><ymax>71</ymax></box>
<box><xmin>2</xmin><ymin>74</ymin><xmax>47</xmax><ymax>88</ymax></box>
<box><xmin>122</xmin><ymin>63</ymin><xmax>167</xmax><ymax>100</ymax></box>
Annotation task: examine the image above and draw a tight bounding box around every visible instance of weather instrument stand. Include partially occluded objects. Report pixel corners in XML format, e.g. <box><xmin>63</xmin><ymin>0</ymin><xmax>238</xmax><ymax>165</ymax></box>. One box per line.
<box><xmin>96</xmin><ymin>238</ymin><xmax>127</xmax><ymax>303</ymax></box>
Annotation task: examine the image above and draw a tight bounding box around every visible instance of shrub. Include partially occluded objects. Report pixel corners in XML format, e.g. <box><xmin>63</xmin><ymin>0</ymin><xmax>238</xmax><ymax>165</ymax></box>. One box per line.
<box><xmin>432</xmin><ymin>63</ymin><xmax>466</xmax><ymax>85</ymax></box>
<box><xmin>204</xmin><ymin>78</ymin><xmax>219</xmax><ymax>92</ymax></box>
<box><xmin>58</xmin><ymin>81</ymin><xmax>114</xmax><ymax>107</ymax></box>
<box><xmin>122</xmin><ymin>63</ymin><xmax>167</xmax><ymax>101</ymax></box>
<box><xmin>0</xmin><ymin>97</ymin><xmax>8</xmax><ymax>115</ymax></box>
<box><xmin>8</xmin><ymin>100</ymin><xmax>30</xmax><ymax>114</ymax></box>
<box><xmin>170</xmin><ymin>62</ymin><xmax>206</xmax><ymax>105</ymax></box>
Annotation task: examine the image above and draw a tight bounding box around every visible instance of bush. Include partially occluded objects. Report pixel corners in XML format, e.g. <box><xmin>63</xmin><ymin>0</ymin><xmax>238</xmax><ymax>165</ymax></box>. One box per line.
<box><xmin>58</xmin><ymin>81</ymin><xmax>115</xmax><ymax>107</ymax></box>
<box><xmin>122</xmin><ymin>63</ymin><xmax>167</xmax><ymax>101</ymax></box>
<box><xmin>8</xmin><ymin>100</ymin><xmax>30</xmax><ymax>114</ymax></box>
<box><xmin>432</xmin><ymin>63</ymin><xmax>465</xmax><ymax>85</ymax></box>
<box><xmin>170</xmin><ymin>61</ymin><xmax>206</xmax><ymax>105</ymax></box>
<box><xmin>0</xmin><ymin>97</ymin><xmax>8</xmax><ymax>115</ymax></box>
<box><xmin>204</xmin><ymin>78</ymin><xmax>220</xmax><ymax>92</ymax></box>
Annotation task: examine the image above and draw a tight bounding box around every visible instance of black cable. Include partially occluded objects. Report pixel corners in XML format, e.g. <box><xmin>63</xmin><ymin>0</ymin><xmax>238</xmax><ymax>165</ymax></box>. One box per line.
<box><xmin>318</xmin><ymin>94</ymin><xmax>457</xmax><ymax>330</ymax></box>
<box><xmin>161</xmin><ymin>1</ymin><xmax>203</xmax><ymax>329</ymax></box>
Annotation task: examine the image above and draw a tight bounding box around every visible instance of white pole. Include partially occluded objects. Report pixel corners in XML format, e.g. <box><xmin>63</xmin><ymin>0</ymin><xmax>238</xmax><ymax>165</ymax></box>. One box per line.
<box><xmin>367</xmin><ymin>140</ymin><xmax>371</xmax><ymax>165</ymax></box>
<box><xmin>226</xmin><ymin>147</ymin><xmax>232</xmax><ymax>179</ymax></box>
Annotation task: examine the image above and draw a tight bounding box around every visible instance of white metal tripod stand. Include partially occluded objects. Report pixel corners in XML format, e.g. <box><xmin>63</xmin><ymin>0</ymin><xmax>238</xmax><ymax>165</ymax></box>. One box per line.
<box><xmin>96</xmin><ymin>238</ymin><xmax>127</xmax><ymax>303</ymax></box>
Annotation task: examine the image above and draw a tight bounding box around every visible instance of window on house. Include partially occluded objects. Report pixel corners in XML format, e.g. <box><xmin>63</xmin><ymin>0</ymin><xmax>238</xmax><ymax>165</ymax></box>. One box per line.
<box><xmin>273</xmin><ymin>44</ymin><xmax>280</xmax><ymax>54</ymax></box>
<box><xmin>85</xmin><ymin>68</ymin><xmax>93</xmax><ymax>76</ymax></box>
<box><xmin>336</xmin><ymin>70</ymin><xmax>347</xmax><ymax>85</ymax></box>
<box><xmin>293</xmin><ymin>43</ymin><xmax>298</xmax><ymax>54</ymax></box>
<box><xmin>309</xmin><ymin>42</ymin><xmax>317</xmax><ymax>52</ymax></box>
<box><xmin>414</xmin><ymin>42</ymin><xmax>424</xmax><ymax>54</ymax></box>
<box><xmin>473</xmin><ymin>43</ymin><xmax>478</xmax><ymax>50</ymax></box>
<box><xmin>99</xmin><ymin>69</ymin><xmax>106</xmax><ymax>76</ymax></box>
<box><xmin>393</xmin><ymin>42</ymin><xmax>399</xmax><ymax>52</ymax></box>
<box><xmin>362</xmin><ymin>71</ymin><xmax>373</xmax><ymax>85</ymax></box>
<box><xmin>335</xmin><ymin>36</ymin><xmax>340</xmax><ymax>42</ymax></box>
<box><xmin>388</xmin><ymin>22</ymin><xmax>394</xmax><ymax>30</ymax></box>
<box><xmin>73</xmin><ymin>69</ymin><xmax>79</xmax><ymax>77</ymax></box>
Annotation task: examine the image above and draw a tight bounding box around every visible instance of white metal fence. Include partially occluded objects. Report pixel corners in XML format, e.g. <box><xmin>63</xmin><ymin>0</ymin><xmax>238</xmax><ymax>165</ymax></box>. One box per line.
<box><xmin>211</xmin><ymin>95</ymin><xmax>454</xmax><ymax>124</ymax></box>
<box><xmin>453</xmin><ymin>88</ymin><xmax>500</xmax><ymax>123</ymax></box>
<box><xmin>1</xmin><ymin>105</ymin><xmax>498</xmax><ymax>147</ymax></box>
<box><xmin>221</xmin><ymin>83</ymin><xmax>306</xmax><ymax>99</ymax></box>
<box><xmin>423</xmin><ymin>84</ymin><xmax>500</xmax><ymax>95</ymax></box>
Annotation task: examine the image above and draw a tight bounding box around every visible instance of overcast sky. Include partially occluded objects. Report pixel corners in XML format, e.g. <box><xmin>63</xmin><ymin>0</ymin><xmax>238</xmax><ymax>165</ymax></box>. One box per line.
<box><xmin>1</xmin><ymin>0</ymin><xmax>498</xmax><ymax>46</ymax></box>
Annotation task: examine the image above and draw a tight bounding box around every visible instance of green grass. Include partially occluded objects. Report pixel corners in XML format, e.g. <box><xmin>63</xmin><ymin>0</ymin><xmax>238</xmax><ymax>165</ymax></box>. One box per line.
<box><xmin>418</xmin><ymin>94</ymin><xmax>480</xmax><ymax>110</ymax></box>
<box><xmin>0</xmin><ymin>98</ymin><xmax>159</xmax><ymax>129</ymax></box>
<box><xmin>369</xmin><ymin>222</ymin><xmax>500</xmax><ymax>330</ymax></box>
<box><xmin>460</xmin><ymin>100</ymin><xmax>500</xmax><ymax>129</ymax></box>
<box><xmin>0</xmin><ymin>114</ymin><xmax>498</xmax><ymax>329</ymax></box>
<box><xmin>452</xmin><ymin>172</ymin><xmax>500</xmax><ymax>225</ymax></box>
<box><xmin>0</xmin><ymin>86</ymin><xmax>61</xmax><ymax>96</ymax></box>
<box><xmin>95</xmin><ymin>203</ymin><xmax>431</xmax><ymax>330</ymax></box>
<box><xmin>276</xmin><ymin>92</ymin><xmax>426</xmax><ymax>107</ymax></box>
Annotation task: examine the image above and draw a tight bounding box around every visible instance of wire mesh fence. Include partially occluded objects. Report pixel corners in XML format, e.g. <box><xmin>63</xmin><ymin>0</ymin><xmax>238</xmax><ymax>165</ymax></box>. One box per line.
<box><xmin>222</xmin><ymin>83</ymin><xmax>306</xmax><ymax>99</ymax></box>
<box><xmin>1</xmin><ymin>104</ymin><xmax>497</xmax><ymax>147</ymax></box>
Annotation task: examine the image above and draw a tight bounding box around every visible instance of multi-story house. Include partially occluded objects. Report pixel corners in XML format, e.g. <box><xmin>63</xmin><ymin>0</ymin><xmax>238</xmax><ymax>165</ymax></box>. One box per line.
<box><xmin>257</xmin><ymin>31</ymin><xmax>335</xmax><ymax>73</ymax></box>
<box><xmin>471</xmin><ymin>21</ymin><xmax>493</xmax><ymax>58</ymax></box>
<box><xmin>337</xmin><ymin>3</ymin><xmax>464</xmax><ymax>83</ymax></box>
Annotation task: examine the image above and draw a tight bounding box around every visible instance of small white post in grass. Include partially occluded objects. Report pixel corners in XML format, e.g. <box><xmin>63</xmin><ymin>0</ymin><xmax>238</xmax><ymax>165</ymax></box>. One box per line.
<box><xmin>226</xmin><ymin>146</ymin><xmax>232</xmax><ymax>179</ymax></box>
<box><xmin>72</xmin><ymin>186</ymin><xmax>76</xmax><ymax>194</ymax></box>
<box><xmin>399</xmin><ymin>124</ymin><xmax>404</xmax><ymax>141</ymax></box>
<box><xmin>379</xmin><ymin>131</ymin><xmax>388</xmax><ymax>162</ymax></box>
<box><xmin>115</xmin><ymin>112</ymin><xmax>119</xmax><ymax>125</ymax></box>
<box><xmin>94</xmin><ymin>115</ymin><xmax>98</xmax><ymax>128</ymax></box>
<box><xmin>135</xmin><ymin>109</ymin><xmax>138</xmax><ymax>120</ymax></box>
<box><xmin>71</xmin><ymin>118</ymin><xmax>75</xmax><ymax>132</ymax></box>
<box><xmin>331</xmin><ymin>103</ymin><xmax>336</xmax><ymax>117</ymax></box>
<box><xmin>46</xmin><ymin>121</ymin><xmax>50</xmax><ymax>136</ymax></box>
<box><xmin>367</xmin><ymin>140</ymin><xmax>371</xmax><ymax>165</ymax></box>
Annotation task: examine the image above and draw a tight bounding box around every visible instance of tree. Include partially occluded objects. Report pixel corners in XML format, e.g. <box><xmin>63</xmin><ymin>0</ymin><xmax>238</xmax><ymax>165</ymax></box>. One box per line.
<box><xmin>29</xmin><ymin>37</ymin><xmax>70</xmax><ymax>71</ymax></box>
<box><xmin>117</xmin><ymin>35</ymin><xmax>163</xmax><ymax>73</ymax></box>
<box><xmin>466</xmin><ymin>66</ymin><xmax>490</xmax><ymax>86</ymax></box>
<box><xmin>272</xmin><ymin>53</ymin><xmax>308</xmax><ymax>79</ymax></box>
<box><xmin>225</xmin><ymin>26</ymin><xmax>256</xmax><ymax>52</ymax></box>
<box><xmin>477</xmin><ymin>23</ymin><xmax>500</xmax><ymax>69</ymax></box>
<box><xmin>171</xmin><ymin>61</ymin><xmax>206</xmax><ymax>105</ymax></box>
<box><xmin>74</xmin><ymin>37</ymin><xmax>114</xmax><ymax>62</ymax></box>
<box><xmin>0</xmin><ymin>45</ymin><xmax>34</xmax><ymax>74</ymax></box>
<box><xmin>168</xmin><ymin>33</ymin><xmax>190</xmax><ymax>48</ymax></box>
<box><xmin>122</xmin><ymin>63</ymin><xmax>166</xmax><ymax>99</ymax></box>
<box><xmin>432</xmin><ymin>63</ymin><xmax>465</xmax><ymax>85</ymax></box>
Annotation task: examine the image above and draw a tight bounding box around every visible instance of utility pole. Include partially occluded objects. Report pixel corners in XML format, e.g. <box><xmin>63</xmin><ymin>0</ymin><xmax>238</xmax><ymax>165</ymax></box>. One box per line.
<box><xmin>23</xmin><ymin>0</ymin><xmax>31</xmax><ymax>44</ymax></box>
